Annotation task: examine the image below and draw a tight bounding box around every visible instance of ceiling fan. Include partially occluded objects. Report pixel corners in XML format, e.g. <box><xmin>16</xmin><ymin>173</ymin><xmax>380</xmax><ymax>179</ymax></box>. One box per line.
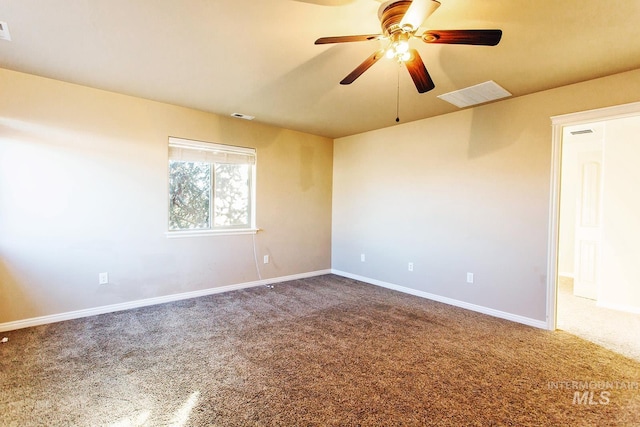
<box><xmin>315</xmin><ymin>0</ymin><xmax>502</xmax><ymax>93</ymax></box>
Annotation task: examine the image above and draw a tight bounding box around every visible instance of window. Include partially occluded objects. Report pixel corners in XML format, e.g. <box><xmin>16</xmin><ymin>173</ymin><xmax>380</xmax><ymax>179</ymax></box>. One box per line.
<box><xmin>167</xmin><ymin>137</ymin><xmax>256</xmax><ymax>236</ymax></box>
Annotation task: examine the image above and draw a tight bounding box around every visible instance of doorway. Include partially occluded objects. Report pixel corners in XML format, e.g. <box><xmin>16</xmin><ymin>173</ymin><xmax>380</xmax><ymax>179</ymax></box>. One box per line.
<box><xmin>548</xmin><ymin>102</ymin><xmax>640</xmax><ymax>361</ymax></box>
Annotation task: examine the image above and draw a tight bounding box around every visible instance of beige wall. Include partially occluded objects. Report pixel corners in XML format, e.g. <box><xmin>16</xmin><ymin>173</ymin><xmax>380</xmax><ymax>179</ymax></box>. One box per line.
<box><xmin>2</xmin><ymin>66</ymin><xmax>640</xmax><ymax>327</ymax></box>
<box><xmin>332</xmin><ymin>69</ymin><xmax>640</xmax><ymax>322</ymax></box>
<box><xmin>0</xmin><ymin>68</ymin><xmax>333</xmax><ymax>324</ymax></box>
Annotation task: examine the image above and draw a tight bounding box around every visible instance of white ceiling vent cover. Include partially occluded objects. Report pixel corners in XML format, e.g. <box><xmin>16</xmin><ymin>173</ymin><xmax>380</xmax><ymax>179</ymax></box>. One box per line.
<box><xmin>570</xmin><ymin>129</ymin><xmax>594</xmax><ymax>135</ymax></box>
<box><xmin>0</xmin><ymin>21</ymin><xmax>11</xmax><ymax>41</ymax></box>
<box><xmin>438</xmin><ymin>80</ymin><xmax>511</xmax><ymax>108</ymax></box>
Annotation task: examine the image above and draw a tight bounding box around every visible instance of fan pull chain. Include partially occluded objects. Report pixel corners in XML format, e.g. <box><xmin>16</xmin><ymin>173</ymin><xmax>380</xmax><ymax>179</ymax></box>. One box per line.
<box><xmin>396</xmin><ymin>64</ymin><xmax>400</xmax><ymax>123</ymax></box>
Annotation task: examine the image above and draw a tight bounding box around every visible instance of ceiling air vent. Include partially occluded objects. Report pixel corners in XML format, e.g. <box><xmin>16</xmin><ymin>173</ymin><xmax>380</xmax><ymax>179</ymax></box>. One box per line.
<box><xmin>0</xmin><ymin>21</ymin><xmax>11</xmax><ymax>41</ymax></box>
<box><xmin>438</xmin><ymin>80</ymin><xmax>511</xmax><ymax>108</ymax></box>
<box><xmin>569</xmin><ymin>129</ymin><xmax>594</xmax><ymax>135</ymax></box>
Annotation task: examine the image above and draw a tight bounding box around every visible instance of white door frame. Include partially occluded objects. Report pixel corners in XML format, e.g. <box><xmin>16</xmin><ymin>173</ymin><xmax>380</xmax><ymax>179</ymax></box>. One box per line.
<box><xmin>546</xmin><ymin>101</ymin><xmax>640</xmax><ymax>330</ymax></box>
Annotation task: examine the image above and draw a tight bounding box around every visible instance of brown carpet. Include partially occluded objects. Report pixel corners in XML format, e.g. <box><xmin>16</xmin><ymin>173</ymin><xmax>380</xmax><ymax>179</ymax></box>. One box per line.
<box><xmin>1</xmin><ymin>274</ymin><xmax>639</xmax><ymax>426</ymax></box>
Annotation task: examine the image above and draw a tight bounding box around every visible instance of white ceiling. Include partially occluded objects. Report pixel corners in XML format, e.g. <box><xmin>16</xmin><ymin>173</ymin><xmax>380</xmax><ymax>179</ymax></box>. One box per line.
<box><xmin>1</xmin><ymin>0</ymin><xmax>639</xmax><ymax>138</ymax></box>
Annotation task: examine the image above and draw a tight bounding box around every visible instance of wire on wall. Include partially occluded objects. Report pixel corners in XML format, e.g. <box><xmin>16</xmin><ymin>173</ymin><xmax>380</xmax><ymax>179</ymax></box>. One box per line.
<box><xmin>252</xmin><ymin>232</ymin><xmax>262</xmax><ymax>281</ymax></box>
<box><xmin>253</xmin><ymin>230</ymin><xmax>273</xmax><ymax>288</ymax></box>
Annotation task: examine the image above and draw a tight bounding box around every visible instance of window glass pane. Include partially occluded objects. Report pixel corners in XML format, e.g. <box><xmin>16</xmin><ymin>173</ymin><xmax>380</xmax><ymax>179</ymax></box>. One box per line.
<box><xmin>214</xmin><ymin>163</ymin><xmax>250</xmax><ymax>227</ymax></box>
<box><xmin>168</xmin><ymin>160</ymin><xmax>211</xmax><ymax>230</ymax></box>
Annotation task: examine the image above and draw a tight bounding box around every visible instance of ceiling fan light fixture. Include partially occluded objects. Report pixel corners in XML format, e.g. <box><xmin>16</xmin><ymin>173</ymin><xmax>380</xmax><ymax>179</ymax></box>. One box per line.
<box><xmin>385</xmin><ymin>31</ymin><xmax>411</xmax><ymax>61</ymax></box>
<box><xmin>385</xmin><ymin>41</ymin><xmax>411</xmax><ymax>62</ymax></box>
<box><xmin>396</xmin><ymin>39</ymin><xmax>409</xmax><ymax>53</ymax></box>
<box><xmin>385</xmin><ymin>48</ymin><xmax>395</xmax><ymax>59</ymax></box>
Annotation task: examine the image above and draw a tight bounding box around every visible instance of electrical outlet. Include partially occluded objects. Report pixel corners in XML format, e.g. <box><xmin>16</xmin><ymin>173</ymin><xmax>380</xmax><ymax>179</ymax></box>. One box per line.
<box><xmin>263</xmin><ymin>255</ymin><xmax>270</xmax><ymax>264</ymax></box>
<box><xmin>99</xmin><ymin>272</ymin><xmax>109</xmax><ymax>285</ymax></box>
<box><xmin>466</xmin><ymin>272</ymin><xmax>474</xmax><ymax>284</ymax></box>
<box><xmin>408</xmin><ymin>262</ymin><xmax>414</xmax><ymax>272</ymax></box>
<box><xmin>361</xmin><ymin>254</ymin><xmax>365</xmax><ymax>262</ymax></box>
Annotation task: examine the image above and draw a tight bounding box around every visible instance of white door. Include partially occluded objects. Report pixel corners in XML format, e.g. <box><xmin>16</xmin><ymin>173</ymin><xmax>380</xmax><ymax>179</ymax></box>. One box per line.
<box><xmin>573</xmin><ymin>145</ymin><xmax>604</xmax><ymax>300</ymax></box>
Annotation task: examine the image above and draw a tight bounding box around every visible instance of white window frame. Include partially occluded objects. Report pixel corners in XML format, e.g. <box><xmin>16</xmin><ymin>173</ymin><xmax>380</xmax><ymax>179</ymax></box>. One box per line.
<box><xmin>166</xmin><ymin>137</ymin><xmax>257</xmax><ymax>238</ymax></box>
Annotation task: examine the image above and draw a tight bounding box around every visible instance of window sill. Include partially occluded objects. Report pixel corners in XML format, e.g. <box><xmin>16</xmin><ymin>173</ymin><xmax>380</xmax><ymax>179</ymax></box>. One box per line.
<box><xmin>165</xmin><ymin>228</ymin><xmax>259</xmax><ymax>239</ymax></box>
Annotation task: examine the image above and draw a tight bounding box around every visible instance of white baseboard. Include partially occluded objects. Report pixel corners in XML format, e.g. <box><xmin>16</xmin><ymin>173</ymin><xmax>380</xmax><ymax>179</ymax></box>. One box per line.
<box><xmin>332</xmin><ymin>270</ymin><xmax>547</xmax><ymax>329</ymax></box>
<box><xmin>0</xmin><ymin>269</ymin><xmax>332</xmax><ymax>333</ymax></box>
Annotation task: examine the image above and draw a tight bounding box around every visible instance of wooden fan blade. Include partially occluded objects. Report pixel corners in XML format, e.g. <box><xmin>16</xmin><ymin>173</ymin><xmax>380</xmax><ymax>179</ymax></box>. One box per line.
<box><xmin>399</xmin><ymin>0</ymin><xmax>441</xmax><ymax>32</ymax></box>
<box><xmin>340</xmin><ymin>50</ymin><xmax>384</xmax><ymax>85</ymax></box>
<box><xmin>315</xmin><ymin>34</ymin><xmax>382</xmax><ymax>44</ymax></box>
<box><xmin>421</xmin><ymin>29</ymin><xmax>502</xmax><ymax>46</ymax></box>
<box><xmin>405</xmin><ymin>49</ymin><xmax>435</xmax><ymax>93</ymax></box>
